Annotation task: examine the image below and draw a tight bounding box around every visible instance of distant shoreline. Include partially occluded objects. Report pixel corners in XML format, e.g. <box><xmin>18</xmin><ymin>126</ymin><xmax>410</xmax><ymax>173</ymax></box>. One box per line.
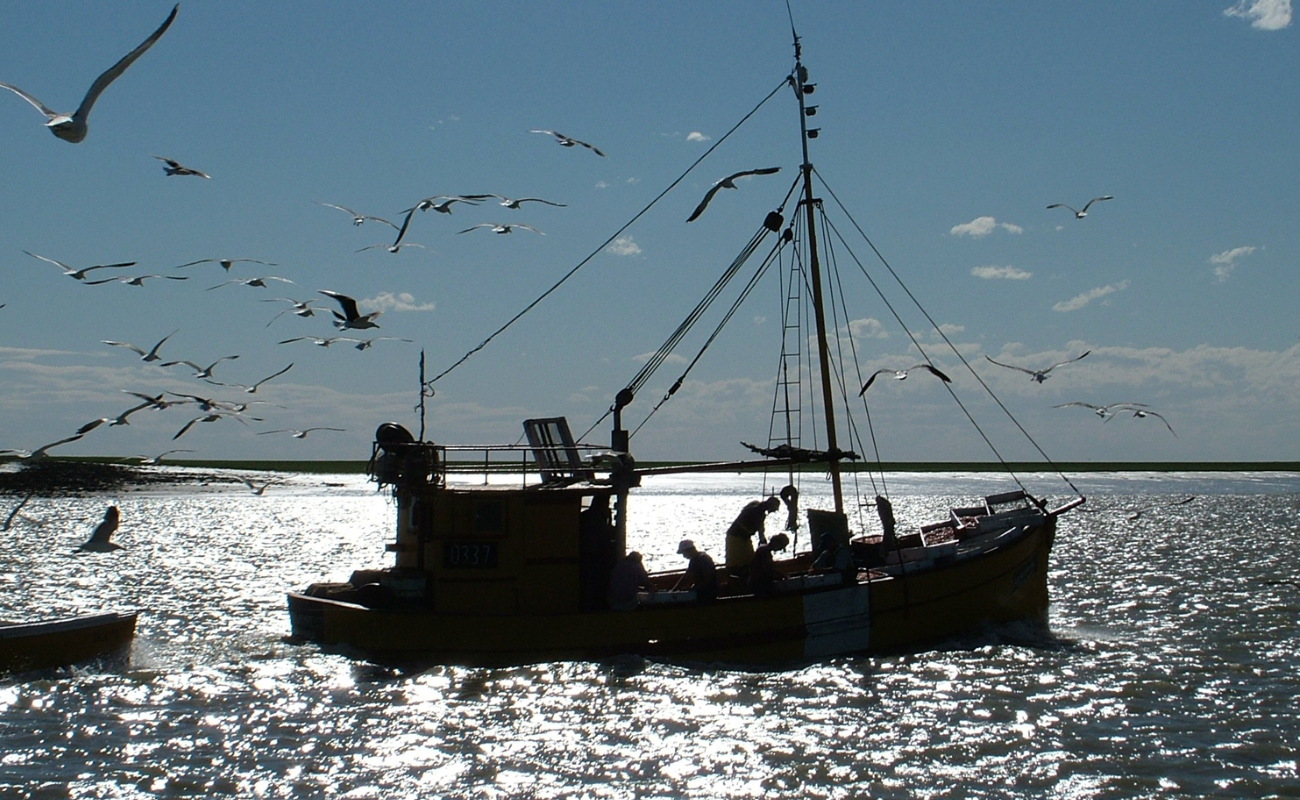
<box><xmin>26</xmin><ymin>457</ymin><xmax>1300</xmax><ymax>474</ymax></box>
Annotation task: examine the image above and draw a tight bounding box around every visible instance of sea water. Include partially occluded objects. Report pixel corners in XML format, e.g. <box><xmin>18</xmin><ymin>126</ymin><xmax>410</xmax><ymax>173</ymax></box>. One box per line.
<box><xmin>1</xmin><ymin>469</ymin><xmax>1298</xmax><ymax>799</ymax></box>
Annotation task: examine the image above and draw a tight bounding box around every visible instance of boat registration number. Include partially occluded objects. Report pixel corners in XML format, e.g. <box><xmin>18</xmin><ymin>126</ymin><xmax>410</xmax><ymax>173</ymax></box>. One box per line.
<box><xmin>443</xmin><ymin>541</ymin><xmax>499</xmax><ymax>569</ymax></box>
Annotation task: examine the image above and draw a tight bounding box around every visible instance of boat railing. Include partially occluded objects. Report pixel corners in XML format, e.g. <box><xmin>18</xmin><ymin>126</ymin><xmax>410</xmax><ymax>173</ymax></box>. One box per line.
<box><xmin>369</xmin><ymin>439</ymin><xmax>617</xmax><ymax>489</ymax></box>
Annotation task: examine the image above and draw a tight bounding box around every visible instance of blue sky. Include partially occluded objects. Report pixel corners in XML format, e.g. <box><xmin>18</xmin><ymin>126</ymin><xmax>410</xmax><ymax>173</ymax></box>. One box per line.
<box><xmin>1</xmin><ymin>1</ymin><xmax>1296</xmax><ymax>464</ymax></box>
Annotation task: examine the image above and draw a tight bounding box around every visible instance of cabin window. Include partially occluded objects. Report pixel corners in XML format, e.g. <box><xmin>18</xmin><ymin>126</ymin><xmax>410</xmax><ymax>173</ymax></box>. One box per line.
<box><xmin>474</xmin><ymin>501</ymin><xmax>504</xmax><ymax>532</ymax></box>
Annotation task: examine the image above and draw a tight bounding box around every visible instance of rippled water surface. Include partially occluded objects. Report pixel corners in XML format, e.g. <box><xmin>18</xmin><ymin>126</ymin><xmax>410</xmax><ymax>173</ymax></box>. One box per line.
<box><xmin>2</xmin><ymin>469</ymin><xmax>1298</xmax><ymax>798</ymax></box>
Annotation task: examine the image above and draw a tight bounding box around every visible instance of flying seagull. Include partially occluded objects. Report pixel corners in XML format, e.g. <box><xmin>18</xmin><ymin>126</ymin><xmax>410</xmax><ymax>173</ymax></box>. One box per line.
<box><xmin>348</xmin><ymin>337</ymin><xmax>412</xmax><ymax>351</ymax></box>
<box><xmin>175</xmin><ymin>258</ymin><xmax>277</xmax><ymax>272</ymax></box>
<box><xmin>1106</xmin><ymin>408</ymin><xmax>1177</xmax><ymax>437</ymax></box>
<box><xmin>240</xmin><ymin>476</ymin><xmax>283</xmax><ymax>496</ymax></box>
<box><xmin>858</xmin><ymin>364</ymin><xmax>952</xmax><ymax>396</ymax></box>
<box><xmin>404</xmin><ymin>195</ymin><xmax>482</xmax><ymax>215</ymax></box>
<box><xmin>153</xmin><ymin>155</ymin><xmax>209</xmax><ymax>178</ymax></box>
<box><xmin>162</xmin><ymin>354</ymin><xmax>240</xmax><ymax>379</ymax></box>
<box><xmin>257</xmin><ymin>427</ymin><xmax>345</xmax><ymax>439</ymax></box>
<box><xmin>1046</xmin><ymin>196</ymin><xmax>1113</xmax><ymax>219</ymax></box>
<box><xmin>316</xmin><ymin>202</ymin><xmax>398</xmax><ymax>228</ymax></box>
<box><xmin>0</xmin><ymin>5</ymin><xmax>179</xmax><ymax>143</ymax></box>
<box><xmin>1053</xmin><ymin>401</ymin><xmax>1149</xmax><ymax>419</ymax></box>
<box><xmin>172</xmin><ymin>410</ymin><xmax>253</xmax><ymax>440</ymax></box>
<box><xmin>261</xmin><ymin>297</ymin><xmax>320</xmax><ymax>326</ymax></box>
<box><xmin>2</xmin><ymin>493</ymin><xmax>36</xmax><ymax>532</ymax></box>
<box><xmin>77</xmin><ymin>506</ymin><xmax>122</xmax><ymax>552</ymax></box>
<box><xmin>320</xmin><ymin>290</ymin><xmax>382</xmax><ymax>330</ymax></box>
<box><xmin>458</xmin><ymin>222</ymin><xmax>544</xmax><ymax>235</ymax></box>
<box><xmin>127</xmin><ymin>449</ymin><xmax>193</xmax><ymax>465</ymax></box>
<box><xmin>356</xmin><ymin>242</ymin><xmax>426</xmax><ymax>253</ymax></box>
<box><xmin>84</xmin><ymin>274</ymin><xmax>188</xmax><ymax>287</ymax></box>
<box><xmin>984</xmin><ymin>351</ymin><xmax>1090</xmax><ymax>383</ymax></box>
<box><xmin>206</xmin><ymin>363</ymin><xmax>293</xmax><ymax>394</ymax></box>
<box><xmin>530</xmin><ymin>129</ymin><xmax>606</xmax><ymax>157</ymax></box>
<box><xmin>102</xmin><ymin>329</ymin><xmax>179</xmax><ymax>362</ymax></box>
<box><xmin>207</xmin><ymin>276</ymin><xmax>295</xmax><ymax>290</ymax></box>
<box><xmin>26</xmin><ymin>250</ymin><xmax>136</xmax><ymax>281</ymax></box>
<box><xmin>466</xmin><ymin>194</ymin><xmax>567</xmax><ymax>210</ymax></box>
<box><xmin>687</xmin><ymin>167</ymin><xmax>782</xmax><ymax>222</ymax></box>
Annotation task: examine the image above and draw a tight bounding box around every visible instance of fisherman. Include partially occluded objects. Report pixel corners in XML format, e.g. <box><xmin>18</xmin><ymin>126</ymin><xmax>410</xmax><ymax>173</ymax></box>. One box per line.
<box><xmin>607</xmin><ymin>551</ymin><xmax>656</xmax><ymax>611</ymax></box>
<box><xmin>672</xmin><ymin>539</ymin><xmax>718</xmax><ymax>603</ymax></box>
<box><xmin>725</xmin><ymin>496</ymin><xmax>781</xmax><ymax>585</ymax></box>
<box><xmin>748</xmin><ymin>532</ymin><xmax>790</xmax><ymax>597</ymax></box>
<box><xmin>813</xmin><ymin>530</ymin><xmax>856</xmax><ymax>584</ymax></box>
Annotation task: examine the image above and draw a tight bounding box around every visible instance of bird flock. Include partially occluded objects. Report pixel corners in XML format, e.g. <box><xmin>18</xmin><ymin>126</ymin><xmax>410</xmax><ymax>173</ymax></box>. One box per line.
<box><xmin>1</xmin><ymin>5</ymin><xmax>1178</xmax><ymax>473</ymax></box>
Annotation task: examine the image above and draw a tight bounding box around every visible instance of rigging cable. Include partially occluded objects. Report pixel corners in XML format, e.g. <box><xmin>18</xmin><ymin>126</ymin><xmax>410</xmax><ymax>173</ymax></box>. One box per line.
<box><xmin>813</xmin><ymin>167</ymin><xmax>1085</xmax><ymax>499</ymax></box>
<box><xmin>426</xmin><ymin>78</ymin><xmax>790</xmax><ymax>387</ymax></box>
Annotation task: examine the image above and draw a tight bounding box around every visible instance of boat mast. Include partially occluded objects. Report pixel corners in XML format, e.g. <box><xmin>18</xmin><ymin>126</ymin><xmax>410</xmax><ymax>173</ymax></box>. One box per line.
<box><xmin>791</xmin><ymin>37</ymin><xmax>844</xmax><ymax>514</ymax></box>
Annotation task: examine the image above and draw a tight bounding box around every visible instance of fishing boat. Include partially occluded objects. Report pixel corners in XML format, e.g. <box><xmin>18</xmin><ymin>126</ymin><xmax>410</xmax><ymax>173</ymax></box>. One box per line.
<box><xmin>0</xmin><ymin>611</ymin><xmax>137</xmax><ymax>674</ymax></box>
<box><xmin>287</xmin><ymin>30</ymin><xmax>1084</xmax><ymax>667</ymax></box>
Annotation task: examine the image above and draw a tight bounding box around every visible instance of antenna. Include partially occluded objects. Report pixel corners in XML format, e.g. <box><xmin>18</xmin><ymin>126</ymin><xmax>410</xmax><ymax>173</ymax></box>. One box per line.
<box><xmin>786</xmin><ymin>0</ymin><xmax>800</xmax><ymax>58</ymax></box>
<box><xmin>416</xmin><ymin>350</ymin><xmax>434</xmax><ymax>441</ymax></box>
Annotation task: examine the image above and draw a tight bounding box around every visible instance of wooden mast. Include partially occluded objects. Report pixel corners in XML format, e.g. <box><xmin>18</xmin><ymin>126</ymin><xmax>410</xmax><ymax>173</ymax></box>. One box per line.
<box><xmin>792</xmin><ymin>39</ymin><xmax>844</xmax><ymax>514</ymax></box>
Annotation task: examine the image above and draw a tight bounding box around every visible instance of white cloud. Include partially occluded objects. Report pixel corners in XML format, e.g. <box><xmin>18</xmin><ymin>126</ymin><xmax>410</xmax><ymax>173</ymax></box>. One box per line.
<box><xmin>686</xmin><ymin>131</ymin><xmax>711</xmax><ymax>142</ymax></box>
<box><xmin>1052</xmin><ymin>281</ymin><xmax>1129</xmax><ymax>312</ymax></box>
<box><xmin>1224</xmin><ymin>0</ymin><xmax>1292</xmax><ymax>29</ymax></box>
<box><xmin>848</xmin><ymin>317</ymin><xmax>889</xmax><ymax>340</ymax></box>
<box><xmin>949</xmin><ymin>216</ymin><xmax>1023</xmax><ymax>237</ymax></box>
<box><xmin>971</xmin><ymin>265</ymin><xmax>1032</xmax><ymax>280</ymax></box>
<box><xmin>1209</xmin><ymin>245</ymin><xmax>1257</xmax><ymax>282</ymax></box>
<box><xmin>632</xmin><ymin>351</ymin><xmax>687</xmax><ymax>365</ymax></box>
<box><xmin>363</xmin><ymin>292</ymin><xmax>435</xmax><ymax>313</ymax></box>
<box><xmin>606</xmin><ymin>236</ymin><xmax>642</xmax><ymax>256</ymax></box>
<box><xmin>595</xmin><ymin>181</ymin><xmax>609</xmax><ymax>189</ymax></box>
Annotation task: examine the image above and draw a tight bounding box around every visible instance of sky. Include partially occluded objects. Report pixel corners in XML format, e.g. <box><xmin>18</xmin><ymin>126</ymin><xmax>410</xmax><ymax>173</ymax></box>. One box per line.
<box><xmin>1</xmin><ymin>1</ymin><xmax>1297</xmax><ymax>466</ymax></box>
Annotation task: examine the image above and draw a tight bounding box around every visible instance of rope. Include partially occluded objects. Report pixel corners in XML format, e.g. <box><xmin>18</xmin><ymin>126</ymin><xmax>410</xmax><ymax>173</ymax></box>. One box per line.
<box><xmin>813</xmin><ymin>167</ymin><xmax>1085</xmax><ymax>499</ymax></box>
<box><xmin>427</xmin><ymin>78</ymin><xmax>790</xmax><ymax>387</ymax></box>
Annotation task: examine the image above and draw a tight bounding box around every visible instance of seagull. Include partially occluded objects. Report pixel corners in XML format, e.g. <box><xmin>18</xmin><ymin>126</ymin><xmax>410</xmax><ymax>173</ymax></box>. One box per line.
<box><xmin>175</xmin><ymin>258</ymin><xmax>277</xmax><ymax>272</ymax></box>
<box><xmin>127</xmin><ymin>449</ymin><xmax>193</xmax><ymax>465</ymax></box>
<box><xmin>172</xmin><ymin>410</ymin><xmax>252</xmax><ymax>440</ymax></box>
<box><xmin>356</xmin><ymin>242</ymin><xmax>426</xmax><ymax>253</ymax></box>
<box><xmin>26</xmin><ymin>250</ymin><xmax>136</xmax><ymax>281</ymax></box>
<box><xmin>161</xmin><ymin>355</ymin><xmax>239</xmax><ymax>379</ymax></box>
<box><xmin>278</xmin><ymin>335</ymin><xmax>353</xmax><ymax>348</ymax></box>
<box><xmin>404</xmin><ymin>195</ymin><xmax>482</xmax><ymax>215</ymax></box>
<box><xmin>153</xmin><ymin>155</ymin><xmax>209</xmax><ymax>178</ymax></box>
<box><xmin>207</xmin><ymin>276</ymin><xmax>295</xmax><ymax>290</ymax></box>
<box><xmin>122</xmin><ymin>390</ymin><xmax>188</xmax><ymax>410</ymax></box>
<box><xmin>3</xmin><ymin>494</ymin><xmax>35</xmax><ymax>532</ymax></box>
<box><xmin>984</xmin><ymin>351</ymin><xmax>1090</xmax><ymax>383</ymax></box>
<box><xmin>257</xmin><ymin>427</ymin><xmax>345</xmax><ymax>439</ymax></box>
<box><xmin>2</xmin><ymin>432</ymin><xmax>89</xmax><ymax>460</ymax></box>
<box><xmin>1046</xmin><ymin>196</ymin><xmax>1113</xmax><ymax>219</ymax></box>
<box><xmin>316</xmin><ymin>202</ymin><xmax>399</xmax><ymax>228</ymax></box>
<box><xmin>102</xmin><ymin>329</ymin><xmax>179</xmax><ymax>362</ymax></box>
<box><xmin>320</xmin><ymin>290</ymin><xmax>381</xmax><ymax>330</ymax></box>
<box><xmin>1053</xmin><ymin>401</ymin><xmax>1149</xmax><ymax>419</ymax></box>
<box><xmin>530</xmin><ymin>129</ymin><xmax>606</xmax><ymax>157</ymax></box>
<box><xmin>0</xmin><ymin>5</ymin><xmax>179</xmax><ymax>143</ymax></box>
<box><xmin>349</xmin><ymin>337</ymin><xmax>412</xmax><ymax>351</ymax></box>
<box><xmin>687</xmin><ymin>167</ymin><xmax>782</xmax><ymax>222</ymax></box>
<box><xmin>84</xmin><ymin>274</ymin><xmax>188</xmax><ymax>287</ymax></box>
<box><xmin>77</xmin><ymin>506</ymin><xmax>122</xmax><ymax>552</ymax></box>
<box><xmin>858</xmin><ymin>364</ymin><xmax>952</xmax><ymax>396</ymax></box>
<box><xmin>206</xmin><ymin>363</ymin><xmax>293</xmax><ymax>394</ymax></box>
<box><xmin>466</xmin><ymin>194</ymin><xmax>567</xmax><ymax>210</ymax></box>
<box><xmin>74</xmin><ymin>399</ymin><xmax>155</xmax><ymax>433</ymax></box>
<box><xmin>240</xmin><ymin>476</ymin><xmax>282</xmax><ymax>496</ymax></box>
<box><xmin>458</xmin><ymin>223</ymin><xmax>544</xmax><ymax>235</ymax></box>
<box><xmin>261</xmin><ymin>297</ymin><xmax>320</xmax><ymax>326</ymax></box>
<box><xmin>1107</xmin><ymin>408</ymin><xmax>1177</xmax><ymax>437</ymax></box>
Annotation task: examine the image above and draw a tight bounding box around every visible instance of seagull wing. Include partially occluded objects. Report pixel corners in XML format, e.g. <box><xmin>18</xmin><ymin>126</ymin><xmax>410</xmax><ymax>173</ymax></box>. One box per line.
<box><xmin>0</xmin><ymin>82</ymin><xmax>60</xmax><ymax>121</ymax></box>
<box><xmin>983</xmin><ymin>355</ymin><xmax>1037</xmax><ymax>376</ymax></box>
<box><xmin>858</xmin><ymin>368</ymin><xmax>895</xmax><ymax>396</ymax></box>
<box><xmin>246</xmin><ymin>363</ymin><xmax>293</xmax><ymax>391</ymax></box>
<box><xmin>72</xmin><ymin>4</ymin><xmax>179</xmax><ymax>125</ymax></box>
<box><xmin>103</xmin><ymin>340</ymin><xmax>147</xmax><ymax>357</ymax></box>
<box><xmin>915</xmin><ymin>364</ymin><xmax>953</xmax><ymax>383</ymax></box>
<box><xmin>1045</xmin><ymin>350</ymin><xmax>1090</xmax><ymax>372</ymax></box>
<box><xmin>1046</xmin><ymin>203</ymin><xmax>1080</xmax><ymax>215</ymax></box>
<box><xmin>1080</xmin><ymin>196</ymin><xmax>1113</xmax><ymax>213</ymax></box>
<box><xmin>687</xmin><ymin>183</ymin><xmax>726</xmax><ymax>222</ymax></box>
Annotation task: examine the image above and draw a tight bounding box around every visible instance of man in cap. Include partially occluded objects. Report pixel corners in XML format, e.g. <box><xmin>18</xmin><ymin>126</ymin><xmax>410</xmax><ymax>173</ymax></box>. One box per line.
<box><xmin>672</xmin><ymin>539</ymin><xmax>718</xmax><ymax>602</ymax></box>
